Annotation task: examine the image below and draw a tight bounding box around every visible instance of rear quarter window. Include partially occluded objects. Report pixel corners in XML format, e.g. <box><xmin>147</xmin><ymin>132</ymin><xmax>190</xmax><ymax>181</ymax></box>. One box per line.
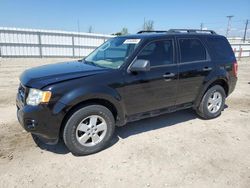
<box><xmin>179</xmin><ymin>38</ymin><xmax>207</xmax><ymax>63</ymax></box>
<box><xmin>205</xmin><ymin>37</ymin><xmax>235</xmax><ymax>61</ymax></box>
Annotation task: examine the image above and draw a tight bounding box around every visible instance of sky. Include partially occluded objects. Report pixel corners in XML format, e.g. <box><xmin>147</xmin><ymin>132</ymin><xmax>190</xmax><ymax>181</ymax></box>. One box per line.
<box><xmin>0</xmin><ymin>0</ymin><xmax>249</xmax><ymax>36</ymax></box>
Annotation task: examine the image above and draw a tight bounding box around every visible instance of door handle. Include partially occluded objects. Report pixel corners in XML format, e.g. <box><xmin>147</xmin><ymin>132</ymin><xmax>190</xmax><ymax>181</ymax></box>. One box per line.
<box><xmin>163</xmin><ymin>73</ymin><xmax>175</xmax><ymax>78</ymax></box>
<box><xmin>202</xmin><ymin>67</ymin><xmax>212</xmax><ymax>71</ymax></box>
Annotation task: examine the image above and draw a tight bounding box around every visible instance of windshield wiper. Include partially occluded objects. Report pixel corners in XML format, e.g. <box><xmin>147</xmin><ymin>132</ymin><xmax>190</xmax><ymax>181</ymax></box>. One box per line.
<box><xmin>84</xmin><ymin>60</ymin><xmax>106</xmax><ymax>68</ymax></box>
<box><xmin>84</xmin><ymin>60</ymin><xmax>96</xmax><ymax>66</ymax></box>
<box><xmin>77</xmin><ymin>59</ymin><xmax>84</xmax><ymax>62</ymax></box>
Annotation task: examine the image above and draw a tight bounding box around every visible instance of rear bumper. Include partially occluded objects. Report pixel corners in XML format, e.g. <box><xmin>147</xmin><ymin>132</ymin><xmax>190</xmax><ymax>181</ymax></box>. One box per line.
<box><xmin>228</xmin><ymin>76</ymin><xmax>237</xmax><ymax>96</ymax></box>
<box><xmin>16</xmin><ymin>97</ymin><xmax>65</xmax><ymax>144</ymax></box>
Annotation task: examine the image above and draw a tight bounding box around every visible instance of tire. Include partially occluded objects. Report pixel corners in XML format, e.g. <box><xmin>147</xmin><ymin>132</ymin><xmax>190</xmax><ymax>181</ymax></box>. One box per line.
<box><xmin>63</xmin><ymin>105</ymin><xmax>115</xmax><ymax>156</ymax></box>
<box><xmin>196</xmin><ymin>85</ymin><xmax>226</xmax><ymax>119</ymax></box>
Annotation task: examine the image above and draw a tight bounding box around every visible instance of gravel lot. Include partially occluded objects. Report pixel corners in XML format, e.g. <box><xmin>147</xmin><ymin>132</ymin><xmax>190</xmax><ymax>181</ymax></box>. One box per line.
<box><xmin>0</xmin><ymin>58</ymin><xmax>249</xmax><ymax>188</ymax></box>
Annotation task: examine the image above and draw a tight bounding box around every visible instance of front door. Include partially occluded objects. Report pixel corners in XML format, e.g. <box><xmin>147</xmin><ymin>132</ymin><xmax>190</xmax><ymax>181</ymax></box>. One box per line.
<box><xmin>122</xmin><ymin>38</ymin><xmax>178</xmax><ymax>116</ymax></box>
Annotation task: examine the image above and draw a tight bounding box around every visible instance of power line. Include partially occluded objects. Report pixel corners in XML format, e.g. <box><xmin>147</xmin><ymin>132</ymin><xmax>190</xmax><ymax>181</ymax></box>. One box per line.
<box><xmin>203</xmin><ymin>18</ymin><xmax>247</xmax><ymax>25</ymax></box>
<box><xmin>199</xmin><ymin>17</ymin><xmax>250</xmax><ymax>38</ymax></box>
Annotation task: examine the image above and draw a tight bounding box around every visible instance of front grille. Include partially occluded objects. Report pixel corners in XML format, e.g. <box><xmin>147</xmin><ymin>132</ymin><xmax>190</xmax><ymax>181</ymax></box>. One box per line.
<box><xmin>18</xmin><ymin>83</ymin><xmax>27</xmax><ymax>104</ymax></box>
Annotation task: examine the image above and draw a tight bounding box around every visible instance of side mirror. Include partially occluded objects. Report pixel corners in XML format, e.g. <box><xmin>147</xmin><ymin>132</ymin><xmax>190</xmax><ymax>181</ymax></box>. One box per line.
<box><xmin>129</xmin><ymin>59</ymin><xmax>150</xmax><ymax>72</ymax></box>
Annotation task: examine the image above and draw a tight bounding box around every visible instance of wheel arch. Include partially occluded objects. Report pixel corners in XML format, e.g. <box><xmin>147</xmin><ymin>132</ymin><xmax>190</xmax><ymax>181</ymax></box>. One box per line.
<box><xmin>59</xmin><ymin>97</ymin><xmax>125</xmax><ymax>138</ymax></box>
<box><xmin>207</xmin><ymin>79</ymin><xmax>229</xmax><ymax>96</ymax></box>
<box><xmin>194</xmin><ymin>77</ymin><xmax>229</xmax><ymax>108</ymax></box>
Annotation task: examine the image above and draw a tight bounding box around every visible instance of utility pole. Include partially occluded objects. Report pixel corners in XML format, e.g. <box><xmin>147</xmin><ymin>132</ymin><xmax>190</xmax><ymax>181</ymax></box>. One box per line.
<box><xmin>77</xmin><ymin>19</ymin><xmax>80</xmax><ymax>33</ymax></box>
<box><xmin>200</xmin><ymin>23</ymin><xmax>204</xmax><ymax>30</ymax></box>
<box><xmin>226</xmin><ymin>15</ymin><xmax>234</xmax><ymax>37</ymax></box>
<box><xmin>243</xmin><ymin>19</ymin><xmax>249</xmax><ymax>42</ymax></box>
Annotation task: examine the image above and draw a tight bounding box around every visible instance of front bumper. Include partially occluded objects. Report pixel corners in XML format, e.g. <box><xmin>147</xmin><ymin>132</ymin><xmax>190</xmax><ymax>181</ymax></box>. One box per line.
<box><xmin>16</xmin><ymin>94</ymin><xmax>64</xmax><ymax>144</ymax></box>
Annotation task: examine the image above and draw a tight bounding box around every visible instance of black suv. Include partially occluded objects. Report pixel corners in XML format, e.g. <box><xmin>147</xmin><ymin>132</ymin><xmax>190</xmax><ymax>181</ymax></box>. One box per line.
<box><xmin>16</xmin><ymin>29</ymin><xmax>237</xmax><ymax>155</ymax></box>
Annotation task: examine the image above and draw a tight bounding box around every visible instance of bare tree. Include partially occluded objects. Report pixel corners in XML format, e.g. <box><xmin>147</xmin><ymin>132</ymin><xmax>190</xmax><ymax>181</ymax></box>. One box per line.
<box><xmin>143</xmin><ymin>20</ymin><xmax>154</xmax><ymax>31</ymax></box>
<box><xmin>121</xmin><ymin>27</ymin><xmax>128</xmax><ymax>35</ymax></box>
<box><xmin>88</xmin><ymin>26</ymin><xmax>93</xmax><ymax>33</ymax></box>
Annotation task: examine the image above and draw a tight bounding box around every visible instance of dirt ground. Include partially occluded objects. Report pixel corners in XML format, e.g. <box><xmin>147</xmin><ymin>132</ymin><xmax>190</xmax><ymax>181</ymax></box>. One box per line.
<box><xmin>0</xmin><ymin>57</ymin><xmax>249</xmax><ymax>188</ymax></box>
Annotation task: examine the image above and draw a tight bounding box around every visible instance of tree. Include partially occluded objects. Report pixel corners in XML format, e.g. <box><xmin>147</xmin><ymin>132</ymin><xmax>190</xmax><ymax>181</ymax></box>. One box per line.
<box><xmin>112</xmin><ymin>32</ymin><xmax>122</xmax><ymax>36</ymax></box>
<box><xmin>143</xmin><ymin>20</ymin><xmax>154</xmax><ymax>31</ymax></box>
<box><xmin>121</xmin><ymin>27</ymin><xmax>128</xmax><ymax>35</ymax></box>
<box><xmin>88</xmin><ymin>26</ymin><xmax>93</xmax><ymax>33</ymax></box>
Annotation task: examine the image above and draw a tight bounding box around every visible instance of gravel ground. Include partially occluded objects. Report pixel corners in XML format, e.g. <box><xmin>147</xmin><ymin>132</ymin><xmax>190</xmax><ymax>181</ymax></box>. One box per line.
<box><xmin>0</xmin><ymin>58</ymin><xmax>249</xmax><ymax>188</ymax></box>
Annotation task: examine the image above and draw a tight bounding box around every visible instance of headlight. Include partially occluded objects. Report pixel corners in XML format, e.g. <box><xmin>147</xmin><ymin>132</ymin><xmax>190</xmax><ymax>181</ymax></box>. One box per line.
<box><xmin>26</xmin><ymin>88</ymin><xmax>51</xmax><ymax>106</ymax></box>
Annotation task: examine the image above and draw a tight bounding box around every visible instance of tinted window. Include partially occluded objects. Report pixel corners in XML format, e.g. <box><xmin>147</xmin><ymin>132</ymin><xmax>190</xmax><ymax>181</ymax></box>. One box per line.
<box><xmin>137</xmin><ymin>40</ymin><xmax>173</xmax><ymax>66</ymax></box>
<box><xmin>179</xmin><ymin>38</ymin><xmax>206</xmax><ymax>62</ymax></box>
<box><xmin>206</xmin><ymin>37</ymin><xmax>234</xmax><ymax>60</ymax></box>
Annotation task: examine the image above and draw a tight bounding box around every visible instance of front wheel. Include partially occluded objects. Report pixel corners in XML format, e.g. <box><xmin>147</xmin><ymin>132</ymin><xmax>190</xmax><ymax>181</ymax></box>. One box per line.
<box><xmin>196</xmin><ymin>85</ymin><xmax>226</xmax><ymax>119</ymax></box>
<box><xmin>63</xmin><ymin>105</ymin><xmax>115</xmax><ymax>155</ymax></box>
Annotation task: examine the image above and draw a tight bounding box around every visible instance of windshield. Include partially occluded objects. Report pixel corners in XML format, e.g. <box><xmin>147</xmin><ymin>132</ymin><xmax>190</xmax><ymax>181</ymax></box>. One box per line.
<box><xmin>84</xmin><ymin>37</ymin><xmax>141</xmax><ymax>69</ymax></box>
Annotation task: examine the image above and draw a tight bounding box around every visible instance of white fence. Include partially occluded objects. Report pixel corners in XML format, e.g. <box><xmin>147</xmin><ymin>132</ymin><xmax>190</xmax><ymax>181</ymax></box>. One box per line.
<box><xmin>0</xmin><ymin>27</ymin><xmax>113</xmax><ymax>58</ymax></box>
<box><xmin>230</xmin><ymin>43</ymin><xmax>250</xmax><ymax>58</ymax></box>
<box><xmin>0</xmin><ymin>27</ymin><xmax>249</xmax><ymax>58</ymax></box>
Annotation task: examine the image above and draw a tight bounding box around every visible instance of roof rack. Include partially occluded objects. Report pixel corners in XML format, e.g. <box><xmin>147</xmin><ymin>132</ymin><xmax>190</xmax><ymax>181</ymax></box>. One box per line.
<box><xmin>137</xmin><ymin>29</ymin><xmax>217</xmax><ymax>35</ymax></box>
<box><xmin>168</xmin><ymin>29</ymin><xmax>216</xmax><ymax>34</ymax></box>
<box><xmin>137</xmin><ymin>30</ymin><xmax>167</xmax><ymax>34</ymax></box>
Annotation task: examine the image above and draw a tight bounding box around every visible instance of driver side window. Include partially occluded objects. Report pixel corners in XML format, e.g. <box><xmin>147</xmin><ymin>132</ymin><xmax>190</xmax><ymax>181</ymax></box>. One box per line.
<box><xmin>137</xmin><ymin>40</ymin><xmax>174</xmax><ymax>67</ymax></box>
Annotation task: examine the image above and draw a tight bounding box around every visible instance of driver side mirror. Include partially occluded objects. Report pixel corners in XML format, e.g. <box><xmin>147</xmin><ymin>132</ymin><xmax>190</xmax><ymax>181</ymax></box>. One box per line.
<box><xmin>129</xmin><ymin>59</ymin><xmax>150</xmax><ymax>72</ymax></box>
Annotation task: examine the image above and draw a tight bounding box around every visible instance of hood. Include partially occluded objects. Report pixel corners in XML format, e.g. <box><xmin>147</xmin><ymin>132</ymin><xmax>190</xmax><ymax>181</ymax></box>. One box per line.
<box><xmin>20</xmin><ymin>61</ymin><xmax>108</xmax><ymax>89</ymax></box>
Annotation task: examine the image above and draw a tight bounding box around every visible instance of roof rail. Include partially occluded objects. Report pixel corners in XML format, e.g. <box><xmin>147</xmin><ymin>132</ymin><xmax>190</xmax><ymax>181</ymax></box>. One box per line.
<box><xmin>137</xmin><ymin>30</ymin><xmax>167</xmax><ymax>34</ymax></box>
<box><xmin>168</xmin><ymin>29</ymin><xmax>216</xmax><ymax>34</ymax></box>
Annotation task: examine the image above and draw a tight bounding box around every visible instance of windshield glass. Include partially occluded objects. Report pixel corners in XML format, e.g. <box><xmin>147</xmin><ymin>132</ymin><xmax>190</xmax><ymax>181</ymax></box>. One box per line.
<box><xmin>85</xmin><ymin>37</ymin><xmax>141</xmax><ymax>69</ymax></box>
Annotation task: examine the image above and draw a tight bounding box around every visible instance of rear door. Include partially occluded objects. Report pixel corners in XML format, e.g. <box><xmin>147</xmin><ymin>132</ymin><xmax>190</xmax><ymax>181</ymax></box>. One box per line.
<box><xmin>175</xmin><ymin>37</ymin><xmax>214</xmax><ymax>105</ymax></box>
<box><xmin>123</xmin><ymin>38</ymin><xmax>178</xmax><ymax>116</ymax></box>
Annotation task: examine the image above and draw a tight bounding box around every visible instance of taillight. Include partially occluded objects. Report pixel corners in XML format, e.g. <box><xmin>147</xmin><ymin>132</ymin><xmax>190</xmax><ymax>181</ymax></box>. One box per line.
<box><xmin>233</xmin><ymin>61</ymin><xmax>238</xmax><ymax>77</ymax></box>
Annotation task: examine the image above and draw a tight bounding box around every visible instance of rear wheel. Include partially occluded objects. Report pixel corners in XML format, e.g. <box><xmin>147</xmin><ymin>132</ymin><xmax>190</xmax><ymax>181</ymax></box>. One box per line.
<box><xmin>63</xmin><ymin>105</ymin><xmax>115</xmax><ymax>155</ymax></box>
<box><xmin>196</xmin><ymin>85</ymin><xmax>226</xmax><ymax>119</ymax></box>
